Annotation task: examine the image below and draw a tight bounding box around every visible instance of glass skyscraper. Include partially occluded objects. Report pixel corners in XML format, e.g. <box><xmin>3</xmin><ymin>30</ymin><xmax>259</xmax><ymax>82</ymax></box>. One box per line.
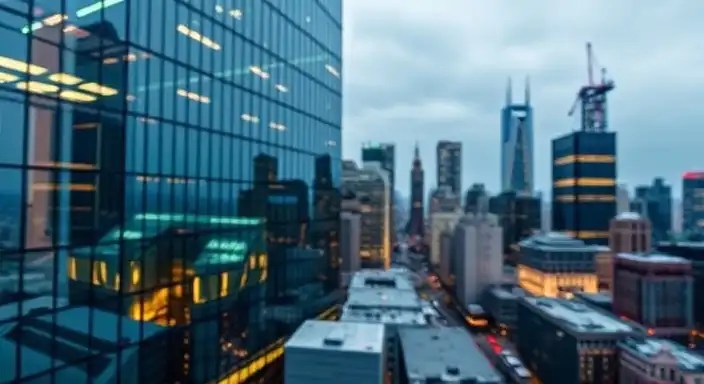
<box><xmin>500</xmin><ymin>77</ymin><xmax>533</xmax><ymax>195</ymax></box>
<box><xmin>551</xmin><ymin>131</ymin><xmax>616</xmax><ymax>246</ymax></box>
<box><xmin>0</xmin><ymin>0</ymin><xmax>342</xmax><ymax>383</ymax></box>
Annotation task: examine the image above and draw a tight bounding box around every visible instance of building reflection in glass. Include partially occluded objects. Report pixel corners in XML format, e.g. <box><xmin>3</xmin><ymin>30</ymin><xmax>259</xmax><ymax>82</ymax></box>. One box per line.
<box><xmin>0</xmin><ymin>0</ymin><xmax>342</xmax><ymax>382</ymax></box>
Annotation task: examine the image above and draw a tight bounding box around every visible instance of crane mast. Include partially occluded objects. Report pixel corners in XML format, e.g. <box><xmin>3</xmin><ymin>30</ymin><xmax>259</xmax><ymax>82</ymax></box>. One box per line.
<box><xmin>567</xmin><ymin>42</ymin><xmax>615</xmax><ymax>132</ymax></box>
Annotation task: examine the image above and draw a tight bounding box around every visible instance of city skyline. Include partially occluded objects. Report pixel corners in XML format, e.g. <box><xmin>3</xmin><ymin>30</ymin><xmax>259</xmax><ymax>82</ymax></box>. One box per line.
<box><xmin>342</xmin><ymin>0</ymin><xmax>702</xmax><ymax>196</ymax></box>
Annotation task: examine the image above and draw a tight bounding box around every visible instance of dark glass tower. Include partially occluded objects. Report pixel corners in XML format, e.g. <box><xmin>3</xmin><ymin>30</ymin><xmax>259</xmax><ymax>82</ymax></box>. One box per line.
<box><xmin>489</xmin><ymin>191</ymin><xmax>542</xmax><ymax>265</ymax></box>
<box><xmin>408</xmin><ymin>143</ymin><xmax>425</xmax><ymax>237</ymax></box>
<box><xmin>683</xmin><ymin>172</ymin><xmax>704</xmax><ymax>236</ymax></box>
<box><xmin>0</xmin><ymin>1</ymin><xmax>342</xmax><ymax>383</ymax></box>
<box><xmin>632</xmin><ymin>178</ymin><xmax>673</xmax><ymax>243</ymax></box>
<box><xmin>551</xmin><ymin>131</ymin><xmax>616</xmax><ymax>245</ymax></box>
<box><xmin>501</xmin><ymin>77</ymin><xmax>534</xmax><ymax>194</ymax></box>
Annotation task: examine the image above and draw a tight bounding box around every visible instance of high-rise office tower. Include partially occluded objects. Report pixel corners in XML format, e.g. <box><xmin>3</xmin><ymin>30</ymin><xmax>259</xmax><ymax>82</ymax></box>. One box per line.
<box><xmin>683</xmin><ymin>171</ymin><xmax>704</xmax><ymax>236</ymax></box>
<box><xmin>362</xmin><ymin>143</ymin><xmax>395</xmax><ymax>242</ymax></box>
<box><xmin>362</xmin><ymin>143</ymin><xmax>395</xmax><ymax>195</ymax></box>
<box><xmin>489</xmin><ymin>191</ymin><xmax>542</xmax><ymax>266</ymax></box>
<box><xmin>616</xmin><ymin>184</ymin><xmax>630</xmax><ymax>214</ymax></box>
<box><xmin>408</xmin><ymin>144</ymin><xmax>425</xmax><ymax>237</ymax></box>
<box><xmin>340</xmin><ymin>191</ymin><xmax>362</xmax><ymax>288</ymax></box>
<box><xmin>632</xmin><ymin>178</ymin><xmax>673</xmax><ymax>243</ymax></box>
<box><xmin>452</xmin><ymin>213</ymin><xmax>503</xmax><ymax>305</ymax></box>
<box><xmin>551</xmin><ymin>131</ymin><xmax>617</xmax><ymax>246</ymax></box>
<box><xmin>342</xmin><ymin>161</ymin><xmax>392</xmax><ymax>270</ymax></box>
<box><xmin>501</xmin><ymin>77</ymin><xmax>534</xmax><ymax>194</ymax></box>
<box><xmin>464</xmin><ymin>183</ymin><xmax>488</xmax><ymax>214</ymax></box>
<box><xmin>436</xmin><ymin>141</ymin><xmax>462</xmax><ymax>195</ymax></box>
<box><xmin>0</xmin><ymin>1</ymin><xmax>342</xmax><ymax>382</ymax></box>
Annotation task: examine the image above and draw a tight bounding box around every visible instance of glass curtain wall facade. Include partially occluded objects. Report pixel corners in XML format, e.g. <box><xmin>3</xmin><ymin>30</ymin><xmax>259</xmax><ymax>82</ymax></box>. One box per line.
<box><xmin>552</xmin><ymin>131</ymin><xmax>616</xmax><ymax>246</ymax></box>
<box><xmin>0</xmin><ymin>0</ymin><xmax>342</xmax><ymax>383</ymax></box>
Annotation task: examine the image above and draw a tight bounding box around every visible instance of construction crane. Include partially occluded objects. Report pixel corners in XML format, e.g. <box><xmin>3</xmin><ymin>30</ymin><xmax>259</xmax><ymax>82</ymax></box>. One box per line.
<box><xmin>568</xmin><ymin>42</ymin><xmax>615</xmax><ymax>132</ymax></box>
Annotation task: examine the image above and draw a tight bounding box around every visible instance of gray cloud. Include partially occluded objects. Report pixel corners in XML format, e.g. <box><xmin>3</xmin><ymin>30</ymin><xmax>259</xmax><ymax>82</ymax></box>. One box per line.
<box><xmin>342</xmin><ymin>0</ymin><xmax>704</xmax><ymax>198</ymax></box>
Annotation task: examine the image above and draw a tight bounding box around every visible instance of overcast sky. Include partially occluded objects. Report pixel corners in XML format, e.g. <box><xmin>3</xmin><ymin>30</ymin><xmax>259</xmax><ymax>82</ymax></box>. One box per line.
<box><xmin>341</xmin><ymin>0</ymin><xmax>703</xmax><ymax>199</ymax></box>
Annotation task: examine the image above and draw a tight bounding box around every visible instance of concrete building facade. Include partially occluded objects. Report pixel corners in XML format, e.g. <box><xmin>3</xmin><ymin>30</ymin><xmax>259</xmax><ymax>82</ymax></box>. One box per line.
<box><xmin>341</xmin><ymin>191</ymin><xmax>362</xmax><ymax>288</ymax></box>
<box><xmin>517</xmin><ymin>297</ymin><xmax>635</xmax><ymax>384</ymax></box>
<box><xmin>285</xmin><ymin>320</ymin><xmax>387</xmax><ymax>384</ymax></box>
<box><xmin>430</xmin><ymin>210</ymin><xmax>462</xmax><ymax>267</ymax></box>
<box><xmin>452</xmin><ymin>213</ymin><xmax>503</xmax><ymax>305</ymax></box>
<box><xmin>618</xmin><ymin>337</ymin><xmax>704</xmax><ymax>383</ymax></box>
<box><xmin>517</xmin><ymin>232</ymin><xmax>600</xmax><ymax>298</ymax></box>
<box><xmin>612</xmin><ymin>253</ymin><xmax>693</xmax><ymax>344</ymax></box>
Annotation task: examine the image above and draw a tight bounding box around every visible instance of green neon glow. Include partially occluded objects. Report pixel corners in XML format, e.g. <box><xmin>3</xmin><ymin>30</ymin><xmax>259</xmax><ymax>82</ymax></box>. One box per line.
<box><xmin>135</xmin><ymin>213</ymin><xmax>262</xmax><ymax>226</ymax></box>
<box><xmin>197</xmin><ymin>240</ymin><xmax>247</xmax><ymax>265</ymax></box>
<box><xmin>198</xmin><ymin>252</ymin><xmax>246</xmax><ymax>265</ymax></box>
<box><xmin>206</xmin><ymin>240</ymin><xmax>246</xmax><ymax>252</ymax></box>
<box><xmin>76</xmin><ymin>0</ymin><xmax>125</xmax><ymax>18</ymax></box>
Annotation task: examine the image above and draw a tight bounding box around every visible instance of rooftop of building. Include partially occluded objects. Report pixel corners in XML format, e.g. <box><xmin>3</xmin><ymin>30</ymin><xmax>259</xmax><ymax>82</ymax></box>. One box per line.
<box><xmin>285</xmin><ymin>320</ymin><xmax>385</xmax><ymax>354</ymax></box>
<box><xmin>614</xmin><ymin>212</ymin><xmax>643</xmax><ymax>221</ymax></box>
<box><xmin>573</xmin><ymin>292</ymin><xmax>612</xmax><ymax>304</ymax></box>
<box><xmin>0</xmin><ymin>300</ymin><xmax>168</xmax><ymax>383</ymax></box>
<box><xmin>620</xmin><ymin>337</ymin><xmax>704</xmax><ymax>372</ymax></box>
<box><xmin>520</xmin><ymin>232</ymin><xmax>604</xmax><ymax>252</ymax></box>
<box><xmin>398</xmin><ymin>327</ymin><xmax>503</xmax><ymax>383</ymax></box>
<box><xmin>348</xmin><ymin>269</ymin><xmax>415</xmax><ymax>291</ymax></box>
<box><xmin>616</xmin><ymin>252</ymin><xmax>690</xmax><ymax>265</ymax></box>
<box><xmin>523</xmin><ymin>297</ymin><xmax>633</xmax><ymax>335</ymax></box>
<box><xmin>490</xmin><ymin>286</ymin><xmax>525</xmax><ymax>301</ymax></box>
<box><xmin>659</xmin><ymin>241</ymin><xmax>704</xmax><ymax>250</ymax></box>
<box><xmin>342</xmin><ymin>288</ymin><xmax>426</xmax><ymax>326</ymax></box>
<box><xmin>346</xmin><ymin>288</ymin><xmax>421</xmax><ymax>310</ymax></box>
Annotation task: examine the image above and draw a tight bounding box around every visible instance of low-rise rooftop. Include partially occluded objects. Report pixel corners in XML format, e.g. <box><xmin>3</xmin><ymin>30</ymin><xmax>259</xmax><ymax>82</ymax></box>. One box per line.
<box><xmin>614</xmin><ymin>212</ymin><xmax>642</xmax><ymax>221</ymax></box>
<box><xmin>573</xmin><ymin>292</ymin><xmax>612</xmax><ymax>304</ymax></box>
<box><xmin>658</xmin><ymin>241</ymin><xmax>704</xmax><ymax>250</ymax></box>
<box><xmin>490</xmin><ymin>287</ymin><xmax>525</xmax><ymax>301</ymax></box>
<box><xmin>523</xmin><ymin>297</ymin><xmax>633</xmax><ymax>335</ymax></box>
<box><xmin>285</xmin><ymin>320</ymin><xmax>385</xmax><ymax>354</ymax></box>
<box><xmin>349</xmin><ymin>269</ymin><xmax>415</xmax><ymax>291</ymax></box>
<box><xmin>616</xmin><ymin>252</ymin><xmax>690</xmax><ymax>265</ymax></box>
<box><xmin>342</xmin><ymin>289</ymin><xmax>426</xmax><ymax>326</ymax></box>
<box><xmin>520</xmin><ymin>232</ymin><xmax>602</xmax><ymax>252</ymax></box>
<box><xmin>620</xmin><ymin>337</ymin><xmax>704</xmax><ymax>372</ymax></box>
<box><xmin>346</xmin><ymin>288</ymin><xmax>421</xmax><ymax>311</ymax></box>
<box><xmin>398</xmin><ymin>327</ymin><xmax>503</xmax><ymax>383</ymax></box>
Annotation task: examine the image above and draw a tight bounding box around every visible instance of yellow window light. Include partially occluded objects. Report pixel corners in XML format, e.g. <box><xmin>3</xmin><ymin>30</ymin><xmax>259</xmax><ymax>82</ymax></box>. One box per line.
<box><xmin>16</xmin><ymin>81</ymin><xmax>59</xmax><ymax>93</ymax></box>
<box><xmin>177</xmin><ymin>24</ymin><xmax>221</xmax><ymax>51</ymax></box>
<box><xmin>0</xmin><ymin>71</ymin><xmax>19</xmax><ymax>83</ymax></box>
<box><xmin>78</xmin><ymin>82</ymin><xmax>118</xmax><ymax>96</ymax></box>
<box><xmin>49</xmin><ymin>73</ymin><xmax>83</xmax><ymax>85</ymax></box>
<box><xmin>230</xmin><ymin>9</ymin><xmax>243</xmax><ymax>20</ymax></box>
<box><xmin>60</xmin><ymin>90</ymin><xmax>97</xmax><ymax>103</ymax></box>
<box><xmin>0</xmin><ymin>56</ymin><xmax>48</xmax><ymax>75</ymax></box>
<box><xmin>43</xmin><ymin>13</ymin><xmax>68</xmax><ymax>27</ymax></box>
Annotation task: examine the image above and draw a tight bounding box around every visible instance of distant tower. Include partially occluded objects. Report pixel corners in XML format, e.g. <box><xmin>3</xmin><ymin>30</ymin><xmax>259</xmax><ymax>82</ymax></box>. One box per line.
<box><xmin>409</xmin><ymin>143</ymin><xmax>425</xmax><ymax>237</ymax></box>
<box><xmin>500</xmin><ymin>76</ymin><xmax>534</xmax><ymax>194</ymax></box>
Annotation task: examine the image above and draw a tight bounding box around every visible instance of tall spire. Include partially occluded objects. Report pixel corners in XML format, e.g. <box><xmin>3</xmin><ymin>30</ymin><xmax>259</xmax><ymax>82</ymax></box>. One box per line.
<box><xmin>506</xmin><ymin>77</ymin><xmax>512</xmax><ymax>106</ymax></box>
<box><xmin>414</xmin><ymin>142</ymin><xmax>420</xmax><ymax>159</ymax></box>
<box><xmin>525</xmin><ymin>75</ymin><xmax>531</xmax><ymax>105</ymax></box>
